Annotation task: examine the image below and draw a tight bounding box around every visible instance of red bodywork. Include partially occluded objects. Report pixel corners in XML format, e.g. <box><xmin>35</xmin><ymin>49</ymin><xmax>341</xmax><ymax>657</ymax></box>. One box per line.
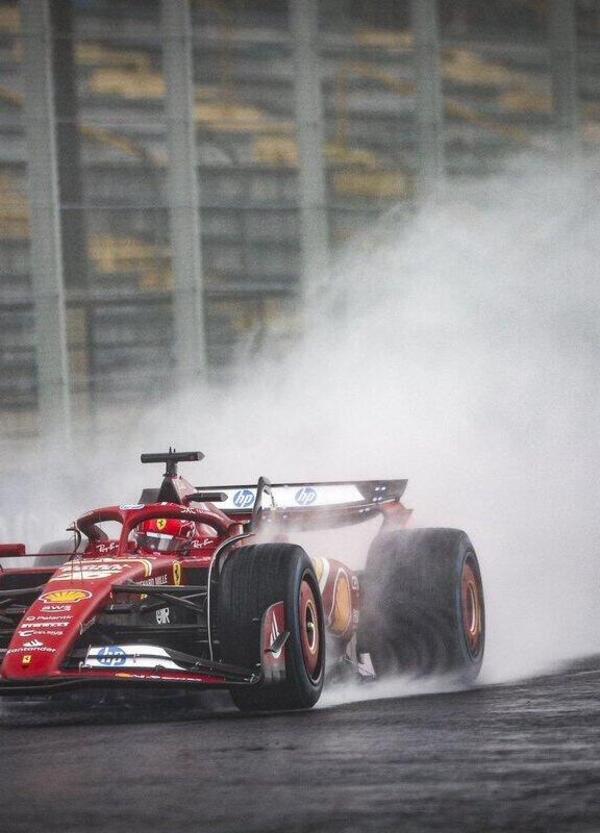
<box><xmin>0</xmin><ymin>459</ymin><xmax>411</xmax><ymax>697</ymax></box>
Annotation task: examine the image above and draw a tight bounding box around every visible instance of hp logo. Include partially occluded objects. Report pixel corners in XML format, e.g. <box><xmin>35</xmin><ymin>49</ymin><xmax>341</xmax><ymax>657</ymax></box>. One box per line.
<box><xmin>295</xmin><ymin>486</ymin><xmax>317</xmax><ymax>506</ymax></box>
<box><xmin>97</xmin><ymin>646</ymin><xmax>127</xmax><ymax>667</ymax></box>
<box><xmin>233</xmin><ymin>489</ymin><xmax>255</xmax><ymax>509</ymax></box>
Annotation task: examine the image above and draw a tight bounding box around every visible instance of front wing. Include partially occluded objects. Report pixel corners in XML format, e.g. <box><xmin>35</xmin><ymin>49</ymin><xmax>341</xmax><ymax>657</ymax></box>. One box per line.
<box><xmin>0</xmin><ymin>600</ymin><xmax>284</xmax><ymax>697</ymax></box>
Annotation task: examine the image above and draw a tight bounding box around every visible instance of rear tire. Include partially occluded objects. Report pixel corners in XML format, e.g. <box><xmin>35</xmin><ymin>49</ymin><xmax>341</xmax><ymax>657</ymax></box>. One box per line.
<box><xmin>217</xmin><ymin>543</ymin><xmax>325</xmax><ymax>711</ymax></box>
<box><xmin>359</xmin><ymin>528</ymin><xmax>484</xmax><ymax>682</ymax></box>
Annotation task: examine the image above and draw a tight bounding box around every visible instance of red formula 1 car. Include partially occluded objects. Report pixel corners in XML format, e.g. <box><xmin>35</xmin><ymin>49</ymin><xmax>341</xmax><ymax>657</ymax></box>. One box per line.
<box><xmin>0</xmin><ymin>451</ymin><xmax>485</xmax><ymax>711</ymax></box>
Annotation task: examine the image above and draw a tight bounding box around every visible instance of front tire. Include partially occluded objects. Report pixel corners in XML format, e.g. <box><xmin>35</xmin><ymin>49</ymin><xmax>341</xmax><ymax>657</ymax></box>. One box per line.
<box><xmin>359</xmin><ymin>528</ymin><xmax>485</xmax><ymax>682</ymax></box>
<box><xmin>217</xmin><ymin>543</ymin><xmax>325</xmax><ymax>711</ymax></box>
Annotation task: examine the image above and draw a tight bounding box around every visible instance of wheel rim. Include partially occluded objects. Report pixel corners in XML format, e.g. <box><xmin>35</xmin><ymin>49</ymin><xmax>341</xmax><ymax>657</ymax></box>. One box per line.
<box><xmin>299</xmin><ymin>577</ymin><xmax>322</xmax><ymax>680</ymax></box>
<box><xmin>461</xmin><ymin>556</ymin><xmax>483</xmax><ymax>659</ymax></box>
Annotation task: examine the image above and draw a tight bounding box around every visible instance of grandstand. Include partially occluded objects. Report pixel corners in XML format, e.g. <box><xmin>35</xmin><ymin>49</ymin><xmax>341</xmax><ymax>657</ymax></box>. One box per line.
<box><xmin>0</xmin><ymin>0</ymin><xmax>599</xmax><ymax>434</ymax></box>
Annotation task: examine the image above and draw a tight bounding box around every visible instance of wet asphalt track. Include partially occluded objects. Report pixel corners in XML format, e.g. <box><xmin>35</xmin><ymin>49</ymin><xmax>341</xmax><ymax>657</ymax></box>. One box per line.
<box><xmin>0</xmin><ymin>657</ymin><xmax>599</xmax><ymax>833</ymax></box>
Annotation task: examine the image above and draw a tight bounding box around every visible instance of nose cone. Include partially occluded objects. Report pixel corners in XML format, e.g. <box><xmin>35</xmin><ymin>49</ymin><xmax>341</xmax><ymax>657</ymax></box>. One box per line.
<box><xmin>2</xmin><ymin>586</ymin><xmax>99</xmax><ymax>679</ymax></box>
<box><xmin>1</xmin><ymin>558</ymin><xmax>152</xmax><ymax>680</ymax></box>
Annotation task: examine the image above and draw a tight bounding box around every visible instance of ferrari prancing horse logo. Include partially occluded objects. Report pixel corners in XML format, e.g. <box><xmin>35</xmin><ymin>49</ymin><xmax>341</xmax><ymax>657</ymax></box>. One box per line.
<box><xmin>156</xmin><ymin>518</ymin><xmax>167</xmax><ymax>531</ymax></box>
<box><xmin>173</xmin><ymin>562</ymin><xmax>182</xmax><ymax>586</ymax></box>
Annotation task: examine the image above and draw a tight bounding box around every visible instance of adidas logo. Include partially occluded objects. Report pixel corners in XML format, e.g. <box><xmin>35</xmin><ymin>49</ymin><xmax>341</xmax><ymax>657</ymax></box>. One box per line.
<box><xmin>23</xmin><ymin>639</ymin><xmax>43</xmax><ymax>648</ymax></box>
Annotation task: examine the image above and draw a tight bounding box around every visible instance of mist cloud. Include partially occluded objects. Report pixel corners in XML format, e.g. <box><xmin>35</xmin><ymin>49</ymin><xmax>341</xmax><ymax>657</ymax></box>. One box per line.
<box><xmin>3</xmin><ymin>152</ymin><xmax>599</xmax><ymax>686</ymax></box>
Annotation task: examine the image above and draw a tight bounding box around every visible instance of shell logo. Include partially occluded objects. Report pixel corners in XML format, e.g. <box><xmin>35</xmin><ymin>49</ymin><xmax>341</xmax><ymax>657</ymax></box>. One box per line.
<box><xmin>156</xmin><ymin>518</ymin><xmax>167</xmax><ymax>531</ymax></box>
<box><xmin>311</xmin><ymin>556</ymin><xmax>330</xmax><ymax>592</ymax></box>
<box><xmin>40</xmin><ymin>589</ymin><xmax>92</xmax><ymax>604</ymax></box>
<box><xmin>331</xmin><ymin>571</ymin><xmax>353</xmax><ymax>637</ymax></box>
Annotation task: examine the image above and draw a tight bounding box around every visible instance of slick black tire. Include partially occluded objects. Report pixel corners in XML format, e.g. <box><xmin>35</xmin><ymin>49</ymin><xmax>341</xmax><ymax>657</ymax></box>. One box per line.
<box><xmin>359</xmin><ymin>528</ymin><xmax>485</xmax><ymax>682</ymax></box>
<box><xmin>217</xmin><ymin>543</ymin><xmax>325</xmax><ymax>712</ymax></box>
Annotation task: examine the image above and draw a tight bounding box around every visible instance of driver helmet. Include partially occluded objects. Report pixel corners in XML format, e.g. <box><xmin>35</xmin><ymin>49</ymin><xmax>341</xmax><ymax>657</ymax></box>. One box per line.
<box><xmin>135</xmin><ymin>518</ymin><xmax>196</xmax><ymax>553</ymax></box>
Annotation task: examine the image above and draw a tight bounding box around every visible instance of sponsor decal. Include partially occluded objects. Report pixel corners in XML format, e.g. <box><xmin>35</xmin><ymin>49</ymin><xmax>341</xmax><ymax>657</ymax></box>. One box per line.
<box><xmin>136</xmin><ymin>574</ymin><xmax>168</xmax><ymax>587</ymax></box>
<box><xmin>22</xmin><ymin>655</ymin><xmax>32</xmax><ymax>667</ymax></box>
<box><xmin>156</xmin><ymin>518</ymin><xmax>167</xmax><ymax>531</ymax></box>
<box><xmin>19</xmin><ymin>630</ymin><xmax>65</xmax><ymax>637</ymax></box>
<box><xmin>95</xmin><ymin>542</ymin><xmax>119</xmax><ymax>554</ymax></box>
<box><xmin>96</xmin><ymin>646</ymin><xmax>127</xmax><ymax>667</ymax></box>
<box><xmin>155</xmin><ymin>607</ymin><xmax>170</xmax><ymax>625</ymax></box>
<box><xmin>261</xmin><ymin>602</ymin><xmax>287</xmax><ymax>683</ymax></box>
<box><xmin>84</xmin><ymin>644</ymin><xmax>186</xmax><ymax>672</ymax></box>
<box><xmin>8</xmin><ymin>644</ymin><xmax>56</xmax><ymax>655</ymax></box>
<box><xmin>50</xmin><ymin>563</ymin><xmax>124</xmax><ymax>582</ymax></box>
<box><xmin>41</xmin><ymin>589</ymin><xmax>92</xmax><ymax>604</ymax></box>
<box><xmin>24</xmin><ymin>639</ymin><xmax>43</xmax><ymax>648</ymax></box>
<box><xmin>269</xmin><ymin>612</ymin><xmax>283</xmax><ymax>658</ymax></box>
<box><xmin>21</xmin><ymin>617</ymin><xmax>70</xmax><ymax>626</ymax></box>
<box><xmin>41</xmin><ymin>604</ymin><xmax>72</xmax><ymax>612</ymax></box>
<box><xmin>222</xmin><ymin>483</ymin><xmax>364</xmax><ymax>510</ymax></box>
<box><xmin>311</xmin><ymin>556</ymin><xmax>330</xmax><ymax>593</ymax></box>
<box><xmin>330</xmin><ymin>569</ymin><xmax>353</xmax><ymax>636</ymax></box>
<box><xmin>233</xmin><ymin>489</ymin><xmax>254</xmax><ymax>509</ymax></box>
<box><xmin>134</xmin><ymin>573</ymin><xmax>167</xmax><ymax>600</ymax></box>
<box><xmin>50</xmin><ymin>558</ymin><xmax>152</xmax><ymax>581</ymax></box>
<box><xmin>295</xmin><ymin>486</ymin><xmax>317</xmax><ymax>506</ymax></box>
<box><xmin>119</xmin><ymin>504</ymin><xmax>144</xmax><ymax>511</ymax></box>
<box><xmin>173</xmin><ymin>562</ymin><xmax>182</xmax><ymax>586</ymax></box>
<box><xmin>108</xmin><ymin>557</ymin><xmax>154</xmax><ymax>578</ymax></box>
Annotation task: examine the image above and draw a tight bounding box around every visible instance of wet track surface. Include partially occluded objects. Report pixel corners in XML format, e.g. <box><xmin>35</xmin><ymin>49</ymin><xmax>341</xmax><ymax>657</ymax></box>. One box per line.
<box><xmin>1</xmin><ymin>657</ymin><xmax>599</xmax><ymax>833</ymax></box>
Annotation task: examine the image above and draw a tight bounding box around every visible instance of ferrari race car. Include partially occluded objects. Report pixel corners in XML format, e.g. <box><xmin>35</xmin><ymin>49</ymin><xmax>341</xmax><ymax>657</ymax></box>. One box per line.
<box><xmin>0</xmin><ymin>450</ymin><xmax>485</xmax><ymax>711</ymax></box>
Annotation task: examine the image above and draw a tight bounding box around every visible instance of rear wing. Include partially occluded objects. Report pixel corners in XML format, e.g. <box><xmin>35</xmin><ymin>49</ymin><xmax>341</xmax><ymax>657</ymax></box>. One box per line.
<box><xmin>198</xmin><ymin>479</ymin><xmax>409</xmax><ymax>530</ymax></box>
